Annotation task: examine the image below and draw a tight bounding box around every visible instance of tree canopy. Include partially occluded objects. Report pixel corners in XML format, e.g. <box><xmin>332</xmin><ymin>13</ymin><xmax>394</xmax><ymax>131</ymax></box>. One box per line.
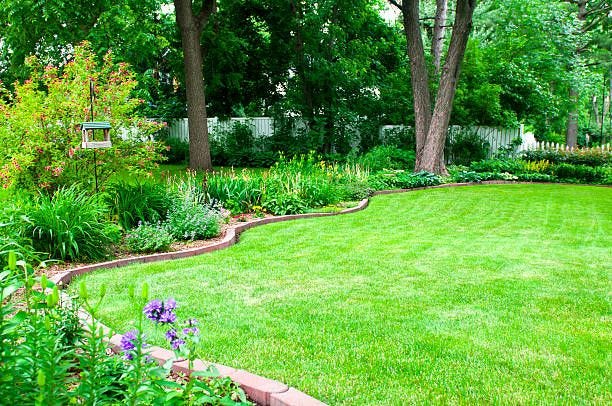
<box><xmin>0</xmin><ymin>0</ymin><xmax>609</xmax><ymax>169</ymax></box>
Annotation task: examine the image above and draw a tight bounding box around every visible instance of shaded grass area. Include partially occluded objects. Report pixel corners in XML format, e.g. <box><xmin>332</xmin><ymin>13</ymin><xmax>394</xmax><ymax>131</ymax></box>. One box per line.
<box><xmin>74</xmin><ymin>185</ymin><xmax>612</xmax><ymax>405</ymax></box>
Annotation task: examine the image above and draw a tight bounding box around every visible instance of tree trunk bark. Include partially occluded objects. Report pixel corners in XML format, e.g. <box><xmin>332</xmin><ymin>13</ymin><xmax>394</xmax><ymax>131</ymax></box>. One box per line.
<box><xmin>174</xmin><ymin>0</ymin><xmax>214</xmax><ymax>171</ymax></box>
<box><xmin>401</xmin><ymin>0</ymin><xmax>432</xmax><ymax>166</ymax></box>
<box><xmin>432</xmin><ymin>0</ymin><xmax>448</xmax><ymax>74</ymax></box>
<box><xmin>416</xmin><ymin>0</ymin><xmax>476</xmax><ymax>175</ymax></box>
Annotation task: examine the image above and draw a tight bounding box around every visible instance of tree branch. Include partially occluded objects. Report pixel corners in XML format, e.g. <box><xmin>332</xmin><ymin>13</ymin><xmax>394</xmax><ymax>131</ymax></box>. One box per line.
<box><xmin>388</xmin><ymin>0</ymin><xmax>402</xmax><ymax>10</ymax></box>
<box><xmin>196</xmin><ymin>0</ymin><xmax>216</xmax><ymax>28</ymax></box>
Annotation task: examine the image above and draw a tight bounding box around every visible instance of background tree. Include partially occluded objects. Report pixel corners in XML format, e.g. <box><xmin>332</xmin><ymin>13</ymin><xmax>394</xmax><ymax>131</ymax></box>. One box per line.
<box><xmin>390</xmin><ymin>0</ymin><xmax>478</xmax><ymax>174</ymax></box>
<box><xmin>174</xmin><ymin>0</ymin><xmax>216</xmax><ymax>171</ymax></box>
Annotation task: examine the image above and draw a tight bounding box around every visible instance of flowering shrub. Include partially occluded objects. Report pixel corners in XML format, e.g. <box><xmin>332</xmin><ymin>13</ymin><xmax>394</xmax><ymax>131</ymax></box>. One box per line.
<box><xmin>0</xmin><ymin>42</ymin><xmax>165</xmax><ymax>192</ymax></box>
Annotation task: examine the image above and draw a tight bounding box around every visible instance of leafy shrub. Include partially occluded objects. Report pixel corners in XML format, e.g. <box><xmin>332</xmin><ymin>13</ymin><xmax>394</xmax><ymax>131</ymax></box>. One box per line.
<box><xmin>517</xmin><ymin>173</ymin><xmax>557</xmax><ymax>182</ymax></box>
<box><xmin>0</xmin><ymin>42</ymin><xmax>165</xmax><ymax>192</ymax></box>
<box><xmin>357</xmin><ymin>146</ymin><xmax>416</xmax><ymax>172</ymax></box>
<box><xmin>368</xmin><ymin>170</ymin><xmax>442</xmax><ymax>190</ymax></box>
<box><xmin>161</xmin><ymin>136</ymin><xmax>189</xmax><ymax>164</ymax></box>
<box><xmin>166</xmin><ymin>202</ymin><xmax>221</xmax><ymax>241</ymax></box>
<box><xmin>521</xmin><ymin>148</ymin><xmax>611</xmax><ymax>167</ymax></box>
<box><xmin>446</xmin><ymin>129</ymin><xmax>490</xmax><ymax>166</ymax></box>
<box><xmin>125</xmin><ymin>223</ymin><xmax>175</xmax><ymax>253</ymax></box>
<box><xmin>262</xmin><ymin>193</ymin><xmax>308</xmax><ymax>215</ymax></box>
<box><xmin>552</xmin><ymin>163</ymin><xmax>603</xmax><ymax>183</ymax></box>
<box><xmin>470</xmin><ymin>158</ymin><xmax>524</xmax><ymax>174</ymax></box>
<box><xmin>167</xmin><ymin>176</ymin><xmax>222</xmax><ymax>240</ymax></box>
<box><xmin>451</xmin><ymin>170</ymin><xmax>485</xmax><ymax>183</ymax></box>
<box><xmin>28</xmin><ymin>186</ymin><xmax>120</xmax><ymax>261</ymax></box>
<box><xmin>106</xmin><ymin>181</ymin><xmax>172</xmax><ymax>230</ymax></box>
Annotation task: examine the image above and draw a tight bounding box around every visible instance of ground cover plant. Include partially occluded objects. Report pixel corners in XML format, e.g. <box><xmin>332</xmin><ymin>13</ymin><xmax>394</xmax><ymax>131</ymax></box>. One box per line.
<box><xmin>74</xmin><ymin>184</ymin><xmax>612</xmax><ymax>404</ymax></box>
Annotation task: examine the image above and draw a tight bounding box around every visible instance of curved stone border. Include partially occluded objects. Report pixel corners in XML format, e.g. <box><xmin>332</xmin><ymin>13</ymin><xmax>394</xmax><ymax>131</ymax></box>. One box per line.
<box><xmin>51</xmin><ymin>180</ymin><xmax>608</xmax><ymax>405</ymax></box>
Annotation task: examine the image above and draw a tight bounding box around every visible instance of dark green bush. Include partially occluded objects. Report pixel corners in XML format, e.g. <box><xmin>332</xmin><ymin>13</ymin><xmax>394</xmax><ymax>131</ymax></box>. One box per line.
<box><xmin>470</xmin><ymin>159</ymin><xmax>524</xmax><ymax>174</ymax></box>
<box><xmin>125</xmin><ymin>223</ymin><xmax>175</xmax><ymax>253</ymax></box>
<box><xmin>446</xmin><ymin>129</ymin><xmax>490</xmax><ymax>166</ymax></box>
<box><xmin>161</xmin><ymin>137</ymin><xmax>189</xmax><ymax>164</ymax></box>
<box><xmin>368</xmin><ymin>170</ymin><xmax>442</xmax><ymax>190</ymax></box>
<box><xmin>517</xmin><ymin>173</ymin><xmax>557</xmax><ymax>182</ymax></box>
<box><xmin>552</xmin><ymin>163</ymin><xmax>603</xmax><ymax>183</ymax></box>
<box><xmin>28</xmin><ymin>186</ymin><xmax>120</xmax><ymax>261</ymax></box>
<box><xmin>357</xmin><ymin>146</ymin><xmax>416</xmax><ymax>172</ymax></box>
<box><xmin>106</xmin><ymin>181</ymin><xmax>172</xmax><ymax>230</ymax></box>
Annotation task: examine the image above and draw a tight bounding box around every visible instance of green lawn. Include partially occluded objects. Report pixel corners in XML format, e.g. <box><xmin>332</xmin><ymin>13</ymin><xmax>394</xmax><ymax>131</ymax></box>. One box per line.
<box><xmin>74</xmin><ymin>184</ymin><xmax>612</xmax><ymax>405</ymax></box>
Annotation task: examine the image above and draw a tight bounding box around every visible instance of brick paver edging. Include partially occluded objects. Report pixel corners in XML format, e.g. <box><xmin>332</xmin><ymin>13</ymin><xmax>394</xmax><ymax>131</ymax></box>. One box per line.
<box><xmin>49</xmin><ymin>180</ymin><xmax>570</xmax><ymax>405</ymax></box>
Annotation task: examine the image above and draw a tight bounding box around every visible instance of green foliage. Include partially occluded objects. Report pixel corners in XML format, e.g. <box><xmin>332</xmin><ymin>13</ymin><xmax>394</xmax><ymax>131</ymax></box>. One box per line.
<box><xmin>446</xmin><ymin>129</ymin><xmax>490</xmax><ymax>166</ymax></box>
<box><xmin>516</xmin><ymin>173</ymin><xmax>557</xmax><ymax>182</ymax></box>
<box><xmin>106</xmin><ymin>180</ymin><xmax>172</xmax><ymax>230</ymax></box>
<box><xmin>125</xmin><ymin>223</ymin><xmax>175</xmax><ymax>253</ymax></box>
<box><xmin>470</xmin><ymin>159</ymin><xmax>524</xmax><ymax>174</ymax></box>
<box><xmin>0</xmin><ymin>42</ymin><xmax>165</xmax><ymax>192</ymax></box>
<box><xmin>520</xmin><ymin>148</ymin><xmax>611</xmax><ymax>167</ymax></box>
<box><xmin>357</xmin><ymin>146</ymin><xmax>416</xmax><ymax>172</ymax></box>
<box><xmin>552</xmin><ymin>163</ymin><xmax>604</xmax><ymax>183</ymax></box>
<box><xmin>160</xmin><ymin>136</ymin><xmax>190</xmax><ymax>165</ymax></box>
<box><xmin>28</xmin><ymin>186</ymin><xmax>120</xmax><ymax>261</ymax></box>
<box><xmin>205</xmin><ymin>170</ymin><xmax>262</xmax><ymax>214</ymax></box>
<box><xmin>0</xmin><ymin>202</ymin><xmax>37</xmax><ymax>264</ymax></box>
<box><xmin>166</xmin><ymin>177</ymin><xmax>222</xmax><ymax>241</ymax></box>
<box><xmin>368</xmin><ymin>170</ymin><xmax>442</xmax><ymax>190</ymax></box>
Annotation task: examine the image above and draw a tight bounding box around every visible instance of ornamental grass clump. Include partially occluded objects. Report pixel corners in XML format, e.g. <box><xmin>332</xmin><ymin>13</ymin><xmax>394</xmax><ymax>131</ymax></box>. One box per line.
<box><xmin>28</xmin><ymin>185</ymin><xmax>120</xmax><ymax>261</ymax></box>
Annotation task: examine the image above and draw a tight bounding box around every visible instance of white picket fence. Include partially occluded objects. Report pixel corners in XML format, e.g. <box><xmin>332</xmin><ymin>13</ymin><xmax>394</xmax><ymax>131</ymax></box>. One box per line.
<box><xmin>168</xmin><ymin>117</ymin><xmax>275</xmax><ymax>143</ymax></box>
<box><xmin>523</xmin><ymin>141</ymin><xmax>611</xmax><ymax>153</ymax></box>
<box><xmin>380</xmin><ymin>124</ymin><xmax>525</xmax><ymax>158</ymax></box>
<box><xmin>167</xmin><ymin>117</ymin><xmax>525</xmax><ymax>157</ymax></box>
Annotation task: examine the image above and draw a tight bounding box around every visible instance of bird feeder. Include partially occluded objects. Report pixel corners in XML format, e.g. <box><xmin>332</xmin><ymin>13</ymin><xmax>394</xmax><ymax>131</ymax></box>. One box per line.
<box><xmin>81</xmin><ymin>121</ymin><xmax>112</xmax><ymax>149</ymax></box>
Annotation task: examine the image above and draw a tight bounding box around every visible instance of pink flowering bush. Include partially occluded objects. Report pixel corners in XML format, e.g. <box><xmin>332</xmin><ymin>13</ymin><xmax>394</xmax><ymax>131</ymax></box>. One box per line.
<box><xmin>0</xmin><ymin>42</ymin><xmax>165</xmax><ymax>192</ymax></box>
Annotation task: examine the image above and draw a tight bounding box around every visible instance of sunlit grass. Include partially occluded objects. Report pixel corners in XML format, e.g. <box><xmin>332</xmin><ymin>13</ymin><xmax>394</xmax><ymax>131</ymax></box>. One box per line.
<box><xmin>75</xmin><ymin>185</ymin><xmax>612</xmax><ymax>405</ymax></box>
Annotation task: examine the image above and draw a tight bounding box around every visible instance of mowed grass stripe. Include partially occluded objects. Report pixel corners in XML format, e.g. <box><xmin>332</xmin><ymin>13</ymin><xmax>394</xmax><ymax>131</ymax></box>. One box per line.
<box><xmin>75</xmin><ymin>185</ymin><xmax>612</xmax><ymax>405</ymax></box>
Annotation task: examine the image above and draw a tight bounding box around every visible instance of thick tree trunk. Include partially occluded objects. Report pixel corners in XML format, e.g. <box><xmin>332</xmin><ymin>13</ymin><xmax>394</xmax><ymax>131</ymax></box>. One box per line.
<box><xmin>432</xmin><ymin>0</ymin><xmax>448</xmax><ymax>74</ymax></box>
<box><xmin>174</xmin><ymin>0</ymin><xmax>214</xmax><ymax>171</ymax></box>
<box><xmin>416</xmin><ymin>0</ymin><xmax>476</xmax><ymax>174</ymax></box>
<box><xmin>401</xmin><ymin>0</ymin><xmax>432</xmax><ymax>165</ymax></box>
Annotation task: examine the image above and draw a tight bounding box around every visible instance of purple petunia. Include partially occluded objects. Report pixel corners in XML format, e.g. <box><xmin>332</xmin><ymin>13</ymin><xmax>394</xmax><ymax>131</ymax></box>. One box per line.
<box><xmin>144</xmin><ymin>298</ymin><xmax>177</xmax><ymax>324</ymax></box>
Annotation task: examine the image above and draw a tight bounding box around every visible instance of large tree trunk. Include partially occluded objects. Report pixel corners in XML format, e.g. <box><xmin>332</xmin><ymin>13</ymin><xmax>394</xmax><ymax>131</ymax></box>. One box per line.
<box><xmin>432</xmin><ymin>0</ymin><xmax>448</xmax><ymax>74</ymax></box>
<box><xmin>174</xmin><ymin>0</ymin><xmax>215</xmax><ymax>171</ymax></box>
<box><xmin>401</xmin><ymin>0</ymin><xmax>432</xmax><ymax>165</ymax></box>
<box><xmin>416</xmin><ymin>0</ymin><xmax>476</xmax><ymax>174</ymax></box>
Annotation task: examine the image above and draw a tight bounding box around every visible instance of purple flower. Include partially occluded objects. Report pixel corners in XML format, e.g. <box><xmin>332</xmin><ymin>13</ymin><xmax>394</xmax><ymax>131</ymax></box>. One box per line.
<box><xmin>165</xmin><ymin>328</ymin><xmax>178</xmax><ymax>341</ymax></box>
<box><xmin>165</xmin><ymin>328</ymin><xmax>185</xmax><ymax>351</ymax></box>
<box><xmin>144</xmin><ymin>298</ymin><xmax>177</xmax><ymax>324</ymax></box>
<box><xmin>121</xmin><ymin>330</ymin><xmax>144</xmax><ymax>360</ymax></box>
<box><xmin>170</xmin><ymin>338</ymin><xmax>185</xmax><ymax>350</ymax></box>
